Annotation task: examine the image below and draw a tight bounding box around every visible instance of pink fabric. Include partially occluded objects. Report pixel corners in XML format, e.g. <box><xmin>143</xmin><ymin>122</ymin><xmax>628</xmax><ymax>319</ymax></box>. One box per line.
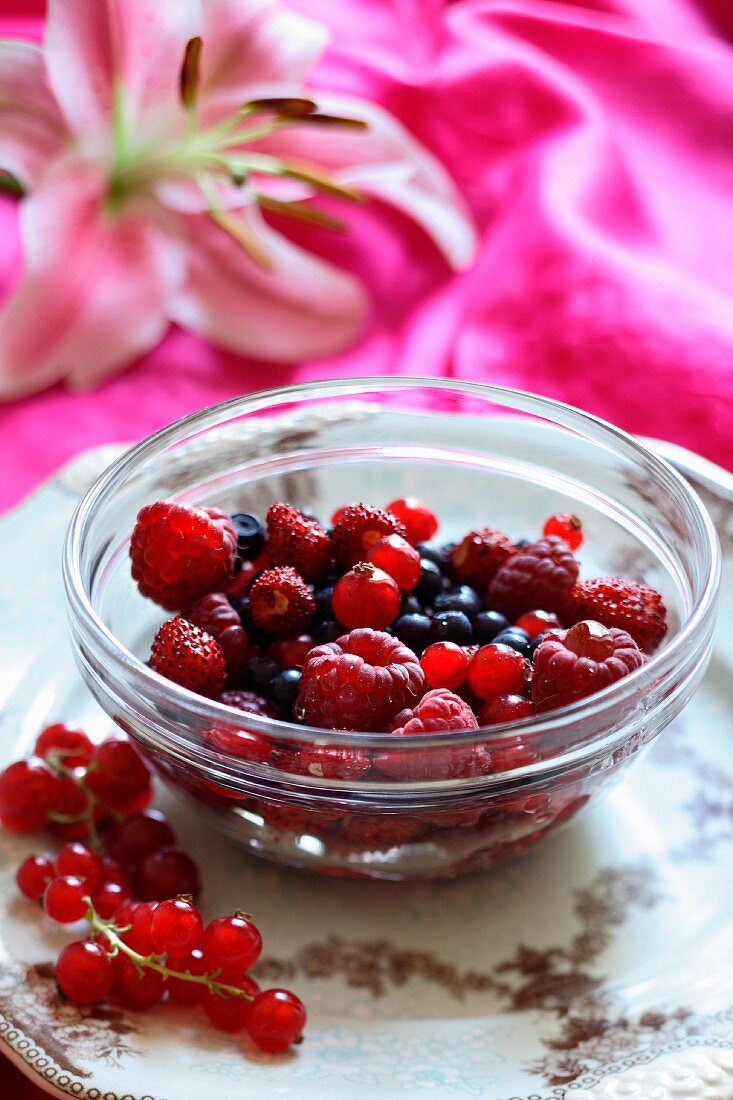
<box><xmin>2</xmin><ymin>0</ymin><xmax>733</xmax><ymax>513</ymax></box>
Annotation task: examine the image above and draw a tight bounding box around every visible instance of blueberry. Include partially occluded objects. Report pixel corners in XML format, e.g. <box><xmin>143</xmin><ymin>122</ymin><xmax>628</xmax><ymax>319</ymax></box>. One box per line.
<box><xmin>243</xmin><ymin>655</ymin><xmax>279</xmax><ymax>692</ymax></box>
<box><xmin>232</xmin><ymin>596</ymin><xmax>272</xmax><ymax>645</ymax></box>
<box><xmin>314</xmin><ymin>585</ymin><xmax>335</xmax><ymax>622</ymax></box>
<box><xmin>493</xmin><ymin>628</ymin><xmax>532</xmax><ymax>658</ymax></box>
<box><xmin>472</xmin><ymin>610</ymin><xmax>510</xmax><ymax>645</ymax></box>
<box><xmin>529</xmin><ymin>630</ymin><xmax>554</xmax><ymax>658</ymax></box>
<box><xmin>230</xmin><ymin>513</ymin><xmax>265</xmax><ymax>561</ymax></box>
<box><xmin>269</xmin><ymin>669</ymin><xmax>302</xmax><ymax>714</ymax></box>
<box><xmin>514</xmin><ymin>538</ymin><xmax>531</xmax><ymax>550</ymax></box>
<box><xmin>415</xmin><ymin>543</ymin><xmax>456</xmax><ymax>572</ymax></box>
<box><xmin>415</xmin><ymin>560</ymin><xmax>444</xmax><ymax>605</ymax></box>
<box><xmin>429</xmin><ymin>611</ymin><xmax>473</xmax><ymax>645</ymax></box>
<box><xmin>433</xmin><ymin>585</ymin><xmax>482</xmax><ymax>619</ymax></box>
<box><xmin>400</xmin><ymin>593</ymin><xmax>423</xmax><ymax>617</ymax></box>
<box><xmin>315</xmin><ymin>620</ymin><xmax>343</xmax><ymax>645</ymax></box>
<box><xmin>393</xmin><ymin>613</ymin><xmax>432</xmax><ymax>655</ymax></box>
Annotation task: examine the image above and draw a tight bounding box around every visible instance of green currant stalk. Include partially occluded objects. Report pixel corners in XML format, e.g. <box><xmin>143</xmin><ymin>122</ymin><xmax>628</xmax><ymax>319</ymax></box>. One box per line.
<box><xmin>43</xmin><ymin>750</ymin><xmax>120</xmax><ymax>851</ymax></box>
<box><xmin>85</xmin><ymin>901</ymin><xmax>255</xmax><ymax>1001</ymax></box>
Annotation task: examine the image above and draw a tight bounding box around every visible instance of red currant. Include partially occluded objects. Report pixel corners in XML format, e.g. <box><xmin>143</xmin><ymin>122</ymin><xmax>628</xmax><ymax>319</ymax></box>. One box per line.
<box><xmin>513</xmin><ymin>609</ymin><xmax>561</xmax><ymax>639</ymax></box>
<box><xmin>100</xmin><ymin>856</ymin><xmax>130</xmax><ymax>888</ymax></box>
<box><xmin>269</xmin><ymin>634</ymin><xmax>315</xmax><ymax>670</ymax></box>
<box><xmin>83</xmin><ymin>737</ymin><xmax>152</xmax><ymax>814</ymax></box>
<box><xmin>490</xmin><ymin>740</ymin><xmax>539</xmax><ymax>771</ymax></box>
<box><xmin>386</xmin><ymin>498</ymin><xmax>438</xmax><ymax>545</ymax></box>
<box><xmin>45</xmin><ymin>774</ymin><xmax>91</xmax><ymax>841</ymax></box>
<box><xmin>542</xmin><ymin>513</ymin><xmax>583</xmax><ymax>551</ymax></box>
<box><xmin>478</xmin><ymin>694</ymin><xmax>534</xmax><ymax>725</ymax></box>
<box><xmin>43</xmin><ymin>875</ymin><xmax>88</xmax><ymax>923</ymax></box>
<box><xmin>120</xmin><ymin>901</ymin><xmax>158</xmax><ymax>953</ymax></box>
<box><xmin>150</xmin><ymin>897</ymin><xmax>203</xmax><ymax>956</ymax></box>
<box><xmin>35</xmin><ymin>723</ymin><xmax>94</xmax><ymax>768</ymax></box>
<box><xmin>16</xmin><ymin>855</ymin><xmax>54</xmax><ymax>901</ymax></box>
<box><xmin>56</xmin><ymin>940</ymin><xmax>114</xmax><ymax>1004</ymax></box>
<box><xmin>201</xmin><ymin>914</ymin><xmax>263</xmax><ymax>972</ymax></box>
<box><xmin>135</xmin><ymin>847</ymin><xmax>200</xmax><ymax>902</ymax></box>
<box><xmin>105</xmin><ymin>810</ymin><xmax>176</xmax><ymax>867</ymax></box>
<box><xmin>92</xmin><ymin>881</ymin><xmax>129</xmax><ymax>920</ymax></box>
<box><xmin>166</xmin><ymin>949</ymin><xmax>209</xmax><ymax>1005</ymax></box>
<box><xmin>467</xmin><ymin>644</ymin><xmax>526</xmax><ymax>700</ymax></box>
<box><xmin>203</xmin><ymin>974</ymin><xmax>260</xmax><ymax>1032</ymax></box>
<box><xmin>54</xmin><ymin>842</ymin><xmax>104</xmax><ymax>892</ymax></box>
<box><xmin>113</xmin><ymin>956</ymin><xmax>165</xmax><ymax>1010</ymax></box>
<box><xmin>332</xmin><ymin>562</ymin><xmax>400</xmax><ymax>630</ymax></box>
<box><xmin>0</xmin><ymin>757</ymin><xmax>61</xmax><ymax>833</ymax></box>
<box><xmin>420</xmin><ymin>642</ymin><xmax>469</xmax><ymax>690</ymax></box>
<box><xmin>247</xmin><ymin>988</ymin><xmax>307</xmax><ymax>1053</ymax></box>
<box><xmin>367</xmin><ymin>534</ymin><xmax>421</xmax><ymax>591</ymax></box>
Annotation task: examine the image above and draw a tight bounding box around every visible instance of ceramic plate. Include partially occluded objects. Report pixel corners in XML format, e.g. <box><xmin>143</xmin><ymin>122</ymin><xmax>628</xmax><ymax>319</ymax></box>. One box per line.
<box><xmin>1</xmin><ymin>437</ymin><xmax>733</xmax><ymax>1100</ymax></box>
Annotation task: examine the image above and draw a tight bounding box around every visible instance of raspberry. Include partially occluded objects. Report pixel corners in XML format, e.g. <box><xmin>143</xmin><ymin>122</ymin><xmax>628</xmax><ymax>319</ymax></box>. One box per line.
<box><xmin>332</xmin><ymin>562</ymin><xmax>401</xmax><ymax>630</ymax></box>
<box><xmin>249</xmin><ymin>567</ymin><xmax>315</xmax><ymax>635</ymax></box>
<box><xmin>182</xmin><ymin>592</ymin><xmax>250</xmax><ymax>683</ymax></box>
<box><xmin>298</xmin><ymin>628</ymin><xmax>425</xmax><ymax>731</ymax></box>
<box><xmin>374</xmin><ymin>689</ymin><xmax>487</xmax><ymax>781</ymax></box>
<box><xmin>150</xmin><ymin>617</ymin><xmax>227</xmax><ymax>697</ymax></box>
<box><xmin>386</xmin><ymin>498</ymin><xmax>438</xmax><ymax>545</ymax></box>
<box><xmin>532</xmin><ymin>620</ymin><xmax>646</xmax><ymax>712</ymax></box>
<box><xmin>486</xmin><ymin>536</ymin><xmax>579</xmax><ymax>619</ymax></box>
<box><xmin>448</xmin><ymin>528</ymin><xmax>516</xmax><ymax>589</ymax></box>
<box><xmin>266</xmin><ymin>503</ymin><xmax>332</xmax><ymax>583</ymax></box>
<box><xmin>218</xmin><ymin>690</ymin><xmax>277</xmax><ymax>717</ymax></box>
<box><xmin>331</xmin><ymin>504</ymin><xmax>406</xmax><ymax>569</ymax></box>
<box><xmin>563</xmin><ymin>577</ymin><xmax>667</xmax><ymax>653</ymax></box>
<box><xmin>130</xmin><ymin>501</ymin><xmax>237</xmax><ymax>610</ymax></box>
<box><xmin>206</xmin><ymin>691</ymin><xmax>275</xmax><ymax>762</ymax></box>
<box><xmin>543</xmin><ymin>513</ymin><xmax>583</xmax><ymax>551</ymax></box>
<box><xmin>274</xmin><ymin>744</ymin><xmax>371</xmax><ymax>780</ymax></box>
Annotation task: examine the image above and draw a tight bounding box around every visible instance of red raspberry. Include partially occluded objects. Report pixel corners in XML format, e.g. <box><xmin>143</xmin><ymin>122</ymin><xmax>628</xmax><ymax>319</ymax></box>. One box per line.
<box><xmin>341</xmin><ymin>813</ymin><xmax>425</xmax><ymax>849</ymax></box>
<box><xmin>266</xmin><ymin>503</ymin><xmax>332</xmax><ymax>583</ymax></box>
<box><xmin>331</xmin><ymin>504</ymin><xmax>406</xmax><ymax>569</ymax></box>
<box><xmin>130</xmin><ymin>501</ymin><xmax>237</xmax><ymax>610</ymax></box>
<box><xmin>532</xmin><ymin>620</ymin><xmax>646</xmax><ymax>712</ymax></box>
<box><xmin>298</xmin><ymin>628</ymin><xmax>425</xmax><ymax>731</ymax></box>
<box><xmin>150</xmin><ymin>617</ymin><xmax>227</xmax><ymax>697</ymax></box>
<box><xmin>386</xmin><ymin>498</ymin><xmax>438</xmax><ymax>545</ymax></box>
<box><xmin>563</xmin><ymin>577</ymin><xmax>667</xmax><ymax>653</ymax></box>
<box><xmin>486</xmin><ymin>536</ymin><xmax>579</xmax><ymax>619</ymax></box>
<box><xmin>249</xmin><ymin>566</ymin><xmax>315</xmax><ymax>635</ymax></box>
<box><xmin>218</xmin><ymin>690</ymin><xmax>277</xmax><ymax>717</ymax></box>
<box><xmin>182</xmin><ymin>592</ymin><xmax>250</xmax><ymax>683</ymax></box>
<box><xmin>448</xmin><ymin>528</ymin><xmax>516</xmax><ymax>589</ymax></box>
<box><xmin>375</xmin><ymin>690</ymin><xmax>486</xmax><ymax>780</ymax></box>
<box><xmin>332</xmin><ymin>562</ymin><xmax>401</xmax><ymax>630</ymax></box>
<box><xmin>543</xmin><ymin>513</ymin><xmax>583</xmax><ymax>551</ymax></box>
<box><xmin>274</xmin><ymin>744</ymin><xmax>371</xmax><ymax>780</ymax></box>
<box><xmin>207</xmin><ymin>691</ymin><xmax>276</xmax><ymax>761</ymax></box>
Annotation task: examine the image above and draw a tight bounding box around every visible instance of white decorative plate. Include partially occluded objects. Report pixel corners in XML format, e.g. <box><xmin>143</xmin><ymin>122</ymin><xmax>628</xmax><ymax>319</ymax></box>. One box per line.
<box><xmin>1</xmin><ymin>441</ymin><xmax>733</xmax><ymax>1100</ymax></box>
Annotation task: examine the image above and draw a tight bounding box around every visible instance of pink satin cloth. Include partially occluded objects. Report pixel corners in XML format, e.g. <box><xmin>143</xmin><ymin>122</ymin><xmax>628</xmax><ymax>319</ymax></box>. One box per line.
<box><xmin>2</xmin><ymin>0</ymin><xmax>733</xmax><ymax>513</ymax></box>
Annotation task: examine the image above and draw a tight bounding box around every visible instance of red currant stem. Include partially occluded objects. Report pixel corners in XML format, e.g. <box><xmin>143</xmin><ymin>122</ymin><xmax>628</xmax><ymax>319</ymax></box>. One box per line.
<box><xmin>43</xmin><ymin>756</ymin><xmax>122</xmax><ymax>849</ymax></box>
<box><xmin>84</xmin><ymin>902</ymin><xmax>255</xmax><ymax>1001</ymax></box>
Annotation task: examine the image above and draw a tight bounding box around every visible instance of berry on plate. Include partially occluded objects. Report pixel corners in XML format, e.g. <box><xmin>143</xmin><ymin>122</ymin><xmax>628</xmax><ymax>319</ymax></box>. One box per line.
<box><xmin>563</xmin><ymin>577</ymin><xmax>667</xmax><ymax>653</ymax></box>
<box><xmin>249</xmin><ymin>566</ymin><xmax>316</xmax><ymax>635</ymax></box>
<box><xmin>298</xmin><ymin>628</ymin><xmax>425</xmax><ymax>731</ymax></box>
<box><xmin>486</xmin><ymin>536</ymin><xmax>580</xmax><ymax>619</ymax></box>
<box><xmin>150</xmin><ymin>617</ymin><xmax>227</xmax><ymax>698</ymax></box>
<box><xmin>130</xmin><ymin>501</ymin><xmax>237</xmax><ymax>610</ymax></box>
<box><xmin>532</xmin><ymin>620</ymin><xmax>646</xmax><ymax>712</ymax></box>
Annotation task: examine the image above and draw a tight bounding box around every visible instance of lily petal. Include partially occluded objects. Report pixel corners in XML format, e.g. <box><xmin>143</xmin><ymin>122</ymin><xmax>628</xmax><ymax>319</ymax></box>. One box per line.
<box><xmin>0</xmin><ymin>40</ymin><xmax>69</xmax><ymax>187</ymax></box>
<box><xmin>257</xmin><ymin>92</ymin><xmax>477</xmax><ymax>270</ymax></box>
<box><xmin>0</xmin><ymin>158</ymin><xmax>179</xmax><ymax>399</ymax></box>
<box><xmin>169</xmin><ymin>202</ymin><xmax>367</xmax><ymax>360</ymax></box>
<box><xmin>198</xmin><ymin>0</ymin><xmax>328</xmax><ymax>126</ymax></box>
<box><xmin>44</xmin><ymin>0</ymin><xmax>199</xmax><ymax>139</ymax></box>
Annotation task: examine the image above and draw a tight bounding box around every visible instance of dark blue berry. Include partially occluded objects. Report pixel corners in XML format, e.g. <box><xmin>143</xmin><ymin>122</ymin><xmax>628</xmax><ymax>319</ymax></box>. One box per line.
<box><xmin>393</xmin><ymin>613</ymin><xmax>432</xmax><ymax>655</ymax></box>
<box><xmin>315</xmin><ymin>620</ymin><xmax>343</xmax><ymax>645</ymax></box>
<box><xmin>472</xmin><ymin>611</ymin><xmax>510</xmax><ymax>645</ymax></box>
<box><xmin>314</xmin><ymin>585</ymin><xmax>335</xmax><ymax>622</ymax></box>
<box><xmin>399</xmin><ymin>593</ymin><xmax>423</xmax><ymax>617</ymax></box>
<box><xmin>243</xmin><ymin>655</ymin><xmax>280</xmax><ymax>692</ymax></box>
<box><xmin>493</xmin><ymin>629</ymin><xmax>532</xmax><ymax>658</ymax></box>
<box><xmin>529</xmin><ymin>630</ymin><xmax>552</xmax><ymax>658</ymax></box>
<box><xmin>429</xmin><ymin>611</ymin><xmax>473</xmax><ymax>645</ymax></box>
<box><xmin>415</xmin><ymin>560</ymin><xmax>444</xmax><ymax>605</ymax></box>
<box><xmin>433</xmin><ymin>585</ymin><xmax>482</xmax><ymax>619</ymax></box>
<box><xmin>514</xmin><ymin>538</ymin><xmax>530</xmax><ymax>550</ymax></box>
<box><xmin>230</xmin><ymin>513</ymin><xmax>265</xmax><ymax>561</ymax></box>
<box><xmin>269</xmin><ymin>669</ymin><xmax>302</xmax><ymax>714</ymax></box>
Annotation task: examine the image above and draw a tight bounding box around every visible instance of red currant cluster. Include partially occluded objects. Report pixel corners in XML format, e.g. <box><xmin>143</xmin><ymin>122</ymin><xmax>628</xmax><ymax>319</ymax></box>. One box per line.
<box><xmin>2</xmin><ymin>724</ymin><xmax>306</xmax><ymax>1055</ymax></box>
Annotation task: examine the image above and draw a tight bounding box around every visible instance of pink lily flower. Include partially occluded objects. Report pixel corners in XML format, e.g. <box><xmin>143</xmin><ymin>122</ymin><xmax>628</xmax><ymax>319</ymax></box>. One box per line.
<box><xmin>0</xmin><ymin>0</ymin><xmax>476</xmax><ymax>399</ymax></box>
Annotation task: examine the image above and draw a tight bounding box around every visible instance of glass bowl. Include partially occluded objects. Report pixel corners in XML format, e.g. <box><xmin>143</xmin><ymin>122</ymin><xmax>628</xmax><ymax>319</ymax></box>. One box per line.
<box><xmin>63</xmin><ymin>379</ymin><xmax>720</xmax><ymax>880</ymax></box>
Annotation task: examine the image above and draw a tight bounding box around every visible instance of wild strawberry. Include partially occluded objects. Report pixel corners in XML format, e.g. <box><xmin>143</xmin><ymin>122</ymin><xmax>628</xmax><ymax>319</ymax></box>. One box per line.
<box><xmin>448</xmin><ymin>528</ymin><xmax>516</xmax><ymax>589</ymax></box>
<box><xmin>563</xmin><ymin>577</ymin><xmax>667</xmax><ymax>653</ymax></box>
<box><xmin>249</xmin><ymin>567</ymin><xmax>315</xmax><ymax>635</ymax></box>
<box><xmin>266</xmin><ymin>503</ymin><xmax>332</xmax><ymax>583</ymax></box>
<box><xmin>331</xmin><ymin>504</ymin><xmax>406</xmax><ymax>569</ymax></box>
<box><xmin>182</xmin><ymin>592</ymin><xmax>250</xmax><ymax>683</ymax></box>
<box><xmin>150</xmin><ymin>617</ymin><xmax>227</xmax><ymax>697</ymax></box>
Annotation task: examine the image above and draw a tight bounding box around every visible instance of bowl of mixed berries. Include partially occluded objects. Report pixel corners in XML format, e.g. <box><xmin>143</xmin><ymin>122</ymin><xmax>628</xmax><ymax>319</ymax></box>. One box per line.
<box><xmin>63</xmin><ymin>380</ymin><xmax>720</xmax><ymax>879</ymax></box>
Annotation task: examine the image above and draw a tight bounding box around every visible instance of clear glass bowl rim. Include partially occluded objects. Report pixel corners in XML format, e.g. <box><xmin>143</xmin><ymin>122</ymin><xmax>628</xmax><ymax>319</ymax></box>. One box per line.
<box><xmin>62</xmin><ymin>376</ymin><xmax>721</xmax><ymax>753</ymax></box>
